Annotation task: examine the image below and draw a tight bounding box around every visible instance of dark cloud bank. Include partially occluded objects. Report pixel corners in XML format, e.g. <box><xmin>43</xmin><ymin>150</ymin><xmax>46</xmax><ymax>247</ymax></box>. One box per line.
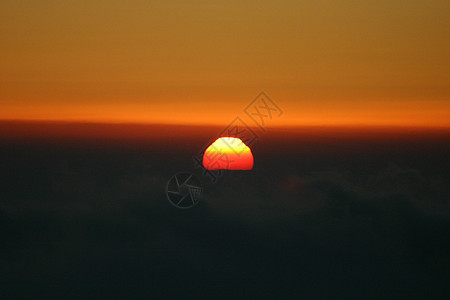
<box><xmin>1</xmin><ymin>129</ymin><xmax>449</xmax><ymax>299</ymax></box>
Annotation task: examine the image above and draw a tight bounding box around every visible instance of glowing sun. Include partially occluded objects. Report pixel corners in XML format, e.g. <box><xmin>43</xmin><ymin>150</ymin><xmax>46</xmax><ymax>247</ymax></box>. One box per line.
<box><xmin>203</xmin><ymin>137</ymin><xmax>254</xmax><ymax>170</ymax></box>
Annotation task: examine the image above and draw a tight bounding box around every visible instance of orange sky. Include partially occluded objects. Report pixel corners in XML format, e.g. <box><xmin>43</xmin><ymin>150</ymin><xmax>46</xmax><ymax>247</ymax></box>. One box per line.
<box><xmin>1</xmin><ymin>1</ymin><xmax>449</xmax><ymax>127</ymax></box>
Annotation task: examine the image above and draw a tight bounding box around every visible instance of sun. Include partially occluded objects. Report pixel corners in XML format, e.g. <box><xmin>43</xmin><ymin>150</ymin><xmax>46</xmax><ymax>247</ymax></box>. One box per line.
<box><xmin>203</xmin><ymin>137</ymin><xmax>254</xmax><ymax>170</ymax></box>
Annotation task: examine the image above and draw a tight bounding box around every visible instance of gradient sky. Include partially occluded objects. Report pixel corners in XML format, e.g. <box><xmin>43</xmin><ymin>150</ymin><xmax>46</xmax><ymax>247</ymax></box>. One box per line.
<box><xmin>1</xmin><ymin>0</ymin><xmax>449</xmax><ymax>126</ymax></box>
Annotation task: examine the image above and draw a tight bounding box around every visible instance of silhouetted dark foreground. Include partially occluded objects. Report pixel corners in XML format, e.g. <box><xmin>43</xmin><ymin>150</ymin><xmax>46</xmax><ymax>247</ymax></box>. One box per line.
<box><xmin>1</xmin><ymin>122</ymin><xmax>449</xmax><ymax>298</ymax></box>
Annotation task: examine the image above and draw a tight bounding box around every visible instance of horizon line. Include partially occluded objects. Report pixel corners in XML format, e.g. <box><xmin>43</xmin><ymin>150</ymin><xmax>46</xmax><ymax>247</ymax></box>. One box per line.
<box><xmin>1</xmin><ymin>118</ymin><xmax>450</xmax><ymax>130</ymax></box>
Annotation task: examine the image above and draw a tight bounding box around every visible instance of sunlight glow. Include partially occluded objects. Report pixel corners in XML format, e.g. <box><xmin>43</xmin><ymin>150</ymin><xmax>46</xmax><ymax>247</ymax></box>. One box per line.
<box><xmin>203</xmin><ymin>137</ymin><xmax>254</xmax><ymax>170</ymax></box>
